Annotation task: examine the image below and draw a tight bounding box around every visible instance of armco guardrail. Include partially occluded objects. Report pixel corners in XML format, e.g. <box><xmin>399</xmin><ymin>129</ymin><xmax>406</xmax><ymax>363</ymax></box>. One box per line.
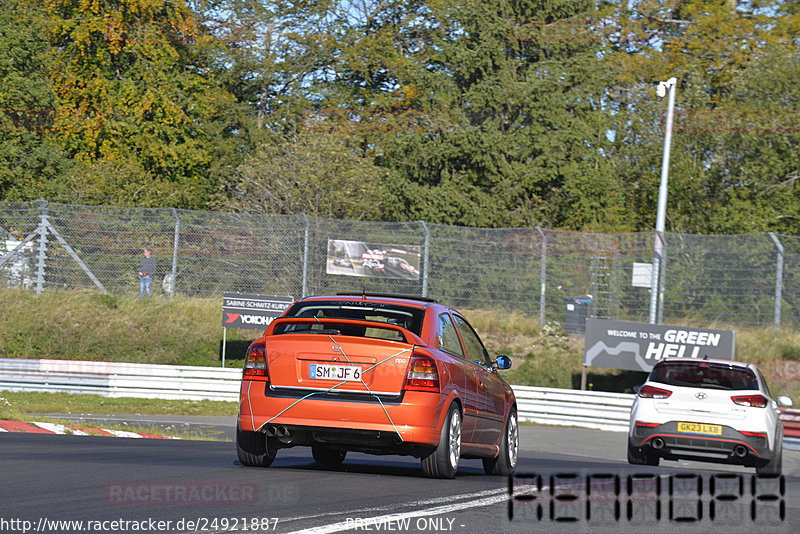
<box><xmin>780</xmin><ymin>408</ymin><xmax>800</xmax><ymax>439</ymax></box>
<box><xmin>1</xmin><ymin>358</ymin><xmax>799</xmax><ymax>443</ymax></box>
<box><xmin>0</xmin><ymin>359</ymin><xmax>241</xmax><ymax>402</ymax></box>
<box><xmin>513</xmin><ymin>385</ymin><xmax>634</xmax><ymax>432</ymax></box>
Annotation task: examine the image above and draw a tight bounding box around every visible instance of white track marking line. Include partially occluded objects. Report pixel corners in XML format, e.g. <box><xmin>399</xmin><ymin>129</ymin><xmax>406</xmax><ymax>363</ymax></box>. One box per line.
<box><xmin>283</xmin><ymin>489</ymin><xmax>509</xmax><ymax>534</ymax></box>
<box><xmin>283</xmin><ymin>488</ymin><xmax>505</xmax><ymax>523</ymax></box>
<box><xmin>106</xmin><ymin>429</ymin><xmax>143</xmax><ymax>438</ymax></box>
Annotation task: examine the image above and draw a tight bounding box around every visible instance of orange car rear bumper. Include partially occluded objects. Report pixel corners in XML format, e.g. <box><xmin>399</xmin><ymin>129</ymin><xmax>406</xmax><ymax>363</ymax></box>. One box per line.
<box><xmin>239</xmin><ymin>380</ymin><xmax>447</xmax><ymax>446</ymax></box>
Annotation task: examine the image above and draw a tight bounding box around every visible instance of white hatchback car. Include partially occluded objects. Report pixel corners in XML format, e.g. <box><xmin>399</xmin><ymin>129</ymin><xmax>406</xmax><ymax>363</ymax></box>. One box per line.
<box><xmin>628</xmin><ymin>358</ymin><xmax>792</xmax><ymax>475</ymax></box>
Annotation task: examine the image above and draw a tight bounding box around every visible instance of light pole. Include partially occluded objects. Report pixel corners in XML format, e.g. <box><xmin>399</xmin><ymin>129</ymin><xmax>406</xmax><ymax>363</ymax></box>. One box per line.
<box><xmin>649</xmin><ymin>77</ymin><xmax>677</xmax><ymax>324</ymax></box>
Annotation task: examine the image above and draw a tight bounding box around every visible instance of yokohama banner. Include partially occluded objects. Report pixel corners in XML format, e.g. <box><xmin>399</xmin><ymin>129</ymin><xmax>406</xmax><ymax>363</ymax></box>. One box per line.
<box><xmin>221</xmin><ymin>293</ymin><xmax>294</xmax><ymax>331</ymax></box>
<box><xmin>583</xmin><ymin>319</ymin><xmax>736</xmax><ymax>372</ymax></box>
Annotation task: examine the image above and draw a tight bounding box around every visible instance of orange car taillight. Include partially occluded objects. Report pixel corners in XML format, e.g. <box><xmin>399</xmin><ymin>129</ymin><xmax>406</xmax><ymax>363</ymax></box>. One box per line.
<box><xmin>731</xmin><ymin>394</ymin><xmax>768</xmax><ymax>408</ymax></box>
<box><xmin>404</xmin><ymin>354</ymin><xmax>440</xmax><ymax>393</ymax></box>
<box><xmin>243</xmin><ymin>343</ymin><xmax>267</xmax><ymax>378</ymax></box>
<box><xmin>638</xmin><ymin>385</ymin><xmax>672</xmax><ymax>399</ymax></box>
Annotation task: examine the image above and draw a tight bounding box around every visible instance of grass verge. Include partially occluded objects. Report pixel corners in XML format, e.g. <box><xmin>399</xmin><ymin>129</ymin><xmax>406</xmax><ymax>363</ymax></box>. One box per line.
<box><xmin>2</xmin><ymin>289</ymin><xmax>799</xmax><ymax>406</ymax></box>
<box><xmin>0</xmin><ymin>391</ymin><xmax>237</xmax><ymax>418</ymax></box>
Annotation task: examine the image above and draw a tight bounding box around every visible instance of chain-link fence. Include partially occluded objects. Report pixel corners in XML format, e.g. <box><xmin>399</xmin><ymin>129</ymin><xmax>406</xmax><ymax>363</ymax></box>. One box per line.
<box><xmin>0</xmin><ymin>200</ymin><xmax>796</xmax><ymax>328</ymax></box>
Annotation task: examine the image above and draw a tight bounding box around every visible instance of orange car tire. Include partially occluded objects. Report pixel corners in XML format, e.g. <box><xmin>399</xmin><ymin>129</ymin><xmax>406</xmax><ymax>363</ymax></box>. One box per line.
<box><xmin>482</xmin><ymin>408</ymin><xmax>518</xmax><ymax>476</ymax></box>
<box><xmin>421</xmin><ymin>403</ymin><xmax>461</xmax><ymax>479</ymax></box>
<box><xmin>237</xmin><ymin>426</ymin><xmax>277</xmax><ymax>467</ymax></box>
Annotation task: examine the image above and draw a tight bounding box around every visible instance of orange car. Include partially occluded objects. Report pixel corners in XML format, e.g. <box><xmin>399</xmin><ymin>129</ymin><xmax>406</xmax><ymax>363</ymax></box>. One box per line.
<box><xmin>236</xmin><ymin>294</ymin><xmax>518</xmax><ymax>478</ymax></box>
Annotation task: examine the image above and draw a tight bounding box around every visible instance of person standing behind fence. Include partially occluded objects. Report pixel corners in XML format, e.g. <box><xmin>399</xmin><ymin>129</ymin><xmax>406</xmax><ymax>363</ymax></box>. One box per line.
<box><xmin>137</xmin><ymin>248</ymin><xmax>157</xmax><ymax>300</ymax></box>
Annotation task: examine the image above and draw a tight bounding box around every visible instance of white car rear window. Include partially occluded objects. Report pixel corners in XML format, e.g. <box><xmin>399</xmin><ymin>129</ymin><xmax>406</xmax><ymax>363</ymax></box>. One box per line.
<box><xmin>649</xmin><ymin>362</ymin><xmax>758</xmax><ymax>391</ymax></box>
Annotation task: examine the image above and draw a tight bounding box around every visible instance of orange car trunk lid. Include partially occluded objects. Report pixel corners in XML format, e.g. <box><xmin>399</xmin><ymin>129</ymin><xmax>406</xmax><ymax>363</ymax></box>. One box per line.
<box><xmin>267</xmin><ymin>334</ymin><xmax>415</xmax><ymax>395</ymax></box>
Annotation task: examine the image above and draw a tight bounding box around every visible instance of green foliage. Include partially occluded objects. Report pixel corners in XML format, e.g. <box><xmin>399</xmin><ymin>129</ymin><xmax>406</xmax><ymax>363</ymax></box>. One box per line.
<box><xmin>221</xmin><ymin>130</ymin><xmax>389</xmax><ymax>219</ymax></box>
<box><xmin>607</xmin><ymin>0</ymin><xmax>800</xmax><ymax>234</ymax></box>
<box><xmin>778</xmin><ymin>343</ymin><xmax>800</xmax><ymax>362</ymax></box>
<box><xmin>0</xmin><ymin>0</ymin><xmax>799</xmax><ymax>234</ymax></box>
<box><xmin>0</xmin><ymin>0</ymin><xmax>72</xmax><ymax>201</ymax></box>
<box><xmin>377</xmin><ymin>0</ymin><xmax>624</xmax><ymax>229</ymax></box>
<box><xmin>44</xmin><ymin>0</ymin><xmax>236</xmax><ymax>208</ymax></box>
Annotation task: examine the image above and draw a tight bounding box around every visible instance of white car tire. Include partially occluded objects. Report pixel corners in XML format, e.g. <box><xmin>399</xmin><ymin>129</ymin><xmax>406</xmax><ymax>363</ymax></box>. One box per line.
<box><xmin>756</xmin><ymin>433</ymin><xmax>782</xmax><ymax>475</ymax></box>
<box><xmin>627</xmin><ymin>444</ymin><xmax>659</xmax><ymax>466</ymax></box>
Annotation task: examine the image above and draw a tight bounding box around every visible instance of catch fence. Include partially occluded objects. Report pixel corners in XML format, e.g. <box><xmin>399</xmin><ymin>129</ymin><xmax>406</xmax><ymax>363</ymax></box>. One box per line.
<box><xmin>1</xmin><ymin>200</ymin><xmax>798</xmax><ymax>329</ymax></box>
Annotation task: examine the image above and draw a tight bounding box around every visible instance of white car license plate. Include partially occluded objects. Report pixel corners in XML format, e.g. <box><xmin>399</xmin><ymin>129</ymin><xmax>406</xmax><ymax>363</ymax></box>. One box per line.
<box><xmin>309</xmin><ymin>363</ymin><xmax>362</xmax><ymax>382</ymax></box>
<box><xmin>677</xmin><ymin>422</ymin><xmax>722</xmax><ymax>435</ymax></box>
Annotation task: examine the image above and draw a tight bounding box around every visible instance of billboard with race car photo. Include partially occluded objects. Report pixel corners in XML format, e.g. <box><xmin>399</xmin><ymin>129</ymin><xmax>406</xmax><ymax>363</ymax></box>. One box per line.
<box><xmin>326</xmin><ymin>239</ymin><xmax>421</xmax><ymax>280</ymax></box>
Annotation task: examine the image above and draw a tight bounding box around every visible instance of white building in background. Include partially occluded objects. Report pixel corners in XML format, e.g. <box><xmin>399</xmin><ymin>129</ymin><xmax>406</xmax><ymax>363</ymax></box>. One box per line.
<box><xmin>2</xmin><ymin>237</ymin><xmax>35</xmax><ymax>289</ymax></box>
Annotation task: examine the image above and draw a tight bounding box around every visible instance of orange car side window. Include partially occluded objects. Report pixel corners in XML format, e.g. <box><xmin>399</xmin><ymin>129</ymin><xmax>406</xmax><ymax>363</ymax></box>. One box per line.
<box><xmin>452</xmin><ymin>315</ymin><xmax>489</xmax><ymax>365</ymax></box>
<box><xmin>438</xmin><ymin>313</ymin><xmax>464</xmax><ymax>358</ymax></box>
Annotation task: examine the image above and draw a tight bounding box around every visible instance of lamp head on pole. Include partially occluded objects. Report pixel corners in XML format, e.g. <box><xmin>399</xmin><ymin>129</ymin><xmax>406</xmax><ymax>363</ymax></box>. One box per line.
<box><xmin>656</xmin><ymin>77</ymin><xmax>677</xmax><ymax>98</ymax></box>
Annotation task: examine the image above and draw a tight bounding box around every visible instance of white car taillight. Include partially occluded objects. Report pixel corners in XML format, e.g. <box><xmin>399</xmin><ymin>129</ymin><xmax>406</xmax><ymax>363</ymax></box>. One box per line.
<box><xmin>634</xmin><ymin>421</ymin><xmax>660</xmax><ymax>428</ymax></box>
<box><xmin>731</xmin><ymin>394</ymin><xmax>768</xmax><ymax>408</ymax></box>
<box><xmin>638</xmin><ymin>385</ymin><xmax>672</xmax><ymax>399</ymax></box>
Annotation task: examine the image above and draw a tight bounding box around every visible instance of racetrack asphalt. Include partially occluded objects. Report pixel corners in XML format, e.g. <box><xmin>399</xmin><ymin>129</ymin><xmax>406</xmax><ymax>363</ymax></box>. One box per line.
<box><xmin>22</xmin><ymin>414</ymin><xmax>800</xmax><ymax>476</ymax></box>
<box><xmin>1</xmin><ymin>418</ymin><xmax>797</xmax><ymax>533</ymax></box>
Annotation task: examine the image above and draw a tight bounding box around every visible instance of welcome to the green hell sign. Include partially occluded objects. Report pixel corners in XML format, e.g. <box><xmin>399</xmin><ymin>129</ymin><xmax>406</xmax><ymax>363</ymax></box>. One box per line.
<box><xmin>583</xmin><ymin>319</ymin><xmax>736</xmax><ymax>372</ymax></box>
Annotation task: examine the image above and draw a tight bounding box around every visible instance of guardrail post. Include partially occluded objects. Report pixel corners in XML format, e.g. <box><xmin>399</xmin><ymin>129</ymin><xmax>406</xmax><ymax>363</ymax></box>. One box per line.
<box><xmin>768</xmin><ymin>232</ymin><xmax>784</xmax><ymax>331</ymax></box>
<box><xmin>536</xmin><ymin>227</ymin><xmax>546</xmax><ymax>328</ymax></box>
<box><xmin>170</xmin><ymin>208</ymin><xmax>180</xmax><ymax>301</ymax></box>
<box><xmin>301</xmin><ymin>214</ymin><xmax>309</xmax><ymax>298</ymax></box>
<box><xmin>34</xmin><ymin>199</ymin><xmax>49</xmax><ymax>294</ymax></box>
<box><xmin>421</xmin><ymin>221</ymin><xmax>430</xmax><ymax>298</ymax></box>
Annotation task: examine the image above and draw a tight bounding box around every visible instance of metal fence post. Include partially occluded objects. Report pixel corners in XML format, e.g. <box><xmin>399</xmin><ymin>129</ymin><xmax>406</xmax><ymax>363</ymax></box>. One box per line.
<box><xmin>301</xmin><ymin>214</ymin><xmax>309</xmax><ymax>298</ymax></box>
<box><xmin>170</xmin><ymin>208</ymin><xmax>180</xmax><ymax>301</ymax></box>
<box><xmin>536</xmin><ymin>226</ymin><xmax>547</xmax><ymax>328</ymax></box>
<box><xmin>34</xmin><ymin>199</ymin><xmax>49</xmax><ymax>294</ymax></box>
<box><xmin>768</xmin><ymin>232</ymin><xmax>784</xmax><ymax>331</ymax></box>
<box><xmin>420</xmin><ymin>221</ymin><xmax>430</xmax><ymax>298</ymax></box>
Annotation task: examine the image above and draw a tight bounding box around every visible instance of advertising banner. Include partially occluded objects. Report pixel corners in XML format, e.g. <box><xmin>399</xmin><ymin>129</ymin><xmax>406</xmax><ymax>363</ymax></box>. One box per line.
<box><xmin>326</xmin><ymin>239</ymin><xmax>421</xmax><ymax>281</ymax></box>
<box><xmin>583</xmin><ymin>319</ymin><xmax>736</xmax><ymax>372</ymax></box>
<box><xmin>221</xmin><ymin>293</ymin><xmax>294</xmax><ymax>330</ymax></box>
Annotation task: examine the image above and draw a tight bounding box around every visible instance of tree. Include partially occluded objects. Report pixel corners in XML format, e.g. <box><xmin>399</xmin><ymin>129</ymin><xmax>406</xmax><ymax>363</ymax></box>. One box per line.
<box><xmin>606</xmin><ymin>0</ymin><xmax>800</xmax><ymax>234</ymax></box>
<box><xmin>45</xmin><ymin>0</ymin><xmax>236</xmax><ymax>208</ymax></box>
<box><xmin>700</xmin><ymin>47</ymin><xmax>800</xmax><ymax>234</ymax></box>
<box><xmin>0</xmin><ymin>0</ymin><xmax>72</xmax><ymax>201</ymax></box>
<box><xmin>221</xmin><ymin>130</ymin><xmax>389</xmax><ymax>219</ymax></box>
<box><xmin>378</xmin><ymin>0</ymin><xmax>623</xmax><ymax>229</ymax></box>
